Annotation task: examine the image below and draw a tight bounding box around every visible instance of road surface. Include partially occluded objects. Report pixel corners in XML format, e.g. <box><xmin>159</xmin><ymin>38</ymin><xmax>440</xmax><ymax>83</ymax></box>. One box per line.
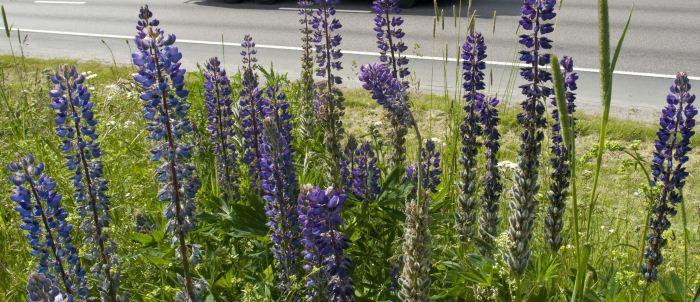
<box><xmin>0</xmin><ymin>0</ymin><xmax>698</xmax><ymax>119</ymax></box>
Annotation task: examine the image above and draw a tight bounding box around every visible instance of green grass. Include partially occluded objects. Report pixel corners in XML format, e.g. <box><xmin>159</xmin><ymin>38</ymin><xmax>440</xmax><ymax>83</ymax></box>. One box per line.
<box><xmin>0</xmin><ymin>55</ymin><xmax>697</xmax><ymax>301</ymax></box>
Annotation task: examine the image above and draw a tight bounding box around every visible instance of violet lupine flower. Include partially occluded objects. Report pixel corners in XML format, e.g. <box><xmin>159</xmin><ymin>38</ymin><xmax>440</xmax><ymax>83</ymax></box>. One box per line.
<box><xmin>311</xmin><ymin>0</ymin><xmax>346</xmax><ymax>180</ymax></box>
<box><xmin>641</xmin><ymin>72</ymin><xmax>697</xmax><ymax>282</ymax></box>
<box><xmin>421</xmin><ymin>139</ymin><xmax>442</xmax><ymax>193</ymax></box>
<box><xmin>298</xmin><ymin>185</ymin><xmax>328</xmax><ymax>302</ymax></box>
<box><xmin>49</xmin><ymin>65</ymin><xmax>121</xmax><ymax>301</ymax></box>
<box><xmin>27</xmin><ymin>273</ymin><xmax>68</xmax><ymax>302</ymax></box>
<box><xmin>131</xmin><ymin>6</ymin><xmax>200</xmax><ymax>300</ymax></box>
<box><xmin>260</xmin><ymin>116</ymin><xmax>301</xmax><ymax>295</ymax></box>
<box><xmin>203</xmin><ymin>57</ymin><xmax>239</xmax><ymax>199</ymax></box>
<box><xmin>351</xmin><ymin>142</ymin><xmax>381</xmax><ymax>204</ymax></box>
<box><xmin>371</xmin><ymin>0</ymin><xmax>409</xmax><ymax>81</ymax></box>
<box><xmin>239</xmin><ymin>35</ymin><xmax>269</xmax><ymax>194</ymax></box>
<box><xmin>456</xmin><ymin>31</ymin><xmax>486</xmax><ymax>244</ymax></box>
<box><xmin>475</xmin><ymin>96</ymin><xmax>503</xmax><ymax>257</ymax></box>
<box><xmin>298</xmin><ymin>185</ymin><xmax>355</xmax><ymax>301</ymax></box>
<box><xmin>7</xmin><ymin>154</ymin><xmax>87</xmax><ymax>299</ymax></box>
<box><xmin>359</xmin><ymin>63</ymin><xmax>413</xmax><ymax>128</ymax></box>
<box><xmin>545</xmin><ymin>56</ymin><xmax>578</xmax><ymax>252</ymax></box>
<box><xmin>506</xmin><ymin>0</ymin><xmax>556</xmax><ymax>276</ymax></box>
<box><xmin>339</xmin><ymin>136</ymin><xmax>358</xmax><ymax>191</ymax></box>
<box><xmin>298</xmin><ymin>0</ymin><xmax>317</xmax><ymax>142</ymax></box>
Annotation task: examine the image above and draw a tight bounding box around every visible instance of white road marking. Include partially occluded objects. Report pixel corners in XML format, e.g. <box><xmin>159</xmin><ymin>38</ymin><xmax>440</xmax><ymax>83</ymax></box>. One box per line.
<box><xmin>278</xmin><ymin>7</ymin><xmax>370</xmax><ymax>13</ymax></box>
<box><xmin>34</xmin><ymin>1</ymin><xmax>86</xmax><ymax>4</ymax></box>
<box><xmin>1</xmin><ymin>27</ymin><xmax>697</xmax><ymax>81</ymax></box>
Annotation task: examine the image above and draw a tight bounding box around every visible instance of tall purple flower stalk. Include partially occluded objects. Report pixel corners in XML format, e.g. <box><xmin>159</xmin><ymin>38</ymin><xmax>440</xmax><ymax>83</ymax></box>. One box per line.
<box><xmin>340</xmin><ymin>137</ymin><xmax>380</xmax><ymax>204</ymax></box>
<box><xmin>298</xmin><ymin>0</ymin><xmax>317</xmax><ymax>141</ymax></box>
<box><xmin>239</xmin><ymin>35</ymin><xmax>268</xmax><ymax>194</ymax></box>
<box><xmin>456</xmin><ymin>31</ymin><xmax>486</xmax><ymax>244</ymax></box>
<box><xmin>203</xmin><ymin>57</ymin><xmax>239</xmax><ymax>199</ymax></box>
<box><xmin>7</xmin><ymin>154</ymin><xmax>87</xmax><ymax>299</ymax></box>
<box><xmin>506</xmin><ymin>0</ymin><xmax>556</xmax><ymax>275</ymax></box>
<box><xmin>545</xmin><ymin>56</ymin><xmax>578</xmax><ymax>252</ymax></box>
<box><xmin>476</xmin><ymin>96</ymin><xmax>502</xmax><ymax>256</ymax></box>
<box><xmin>359</xmin><ymin>63</ymin><xmax>412</xmax><ymax>128</ymax></box>
<box><xmin>259</xmin><ymin>86</ymin><xmax>301</xmax><ymax>295</ymax></box>
<box><xmin>641</xmin><ymin>72</ymin><xmax>697</xmax><ymax>282</ymax></box>
<box><xmin>311</xmin><ymin>0</ymin><xmax>346</xmax><ymax>181</ymax></box>
<box><xmin>297</xmin><ymin>185</ymin><xmax>354</xmax><ymax>301</ymax></box>
<box><xmin>131</xmin><ymin>6</ymin><xmax>200</xmax><ymax>299</ymax></box>
<box><xmin>49</xmin><ymin>65</ymin><xmax>120</xmax><ymax>301</ymax></box>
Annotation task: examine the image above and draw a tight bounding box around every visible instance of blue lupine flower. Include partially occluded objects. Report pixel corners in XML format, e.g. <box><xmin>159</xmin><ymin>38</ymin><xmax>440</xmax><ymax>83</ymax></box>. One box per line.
<box><xmin>49</xmin><ymin>65</ymin><xmax>120</xmax><ymax>301</ymax></box>
<box><xmin>259</xmin><ymin>87</ymin><xmax>301</xmax><ymax>295</ymax></box>
<box><xmin>456</xmin><ymin>31</ymin><xmax>486</xmax><ymax>244</ymax></box>
<box><xmin>422</xmin><ymin>139</ymin><xmax>442</xmax><ymax>193</ymax></box>
<box><xmin>359</xmin><ymin>63</ymin><xmax>412</xmax><ymax>128</ymax></box>
<box><xmin>642</xmin><ymin>72</ymin><xmax>697</xmax><ymax>282</ymax></box>
<box><xmin>476</xmin><ymin>96</ymin><xmax>502</xmax><ymax>256</ymax></box>
<box><xmin>351</xmin><ymin>142</ymin><xmax>380</xmax><ymax>204</ymax></box>
<box><xmin>339</xmin><ymin>136</ymin><xmax>358</xmax><ymax>192</ymax></box>
<box><xmin>239</xmin><ymin>34</ymin><xmax>269</xmax><ymax>194</ymax></box>
<box><xmin>203</xmin><ymin>57</ymin><xmax>238</xmax><ymax>199</ymax></box>
<box><xmin>297</xmin><ymin>185</ymin><xmax>354</xmax><ymax>301</ymax></box>
<box><xmin>545</xmin><ymin>56</ymin><xmax>578</xmax><ymax>251</ymax></box>
<box><xmin>7</xmin><ymin>154</ymin><xmax>87</xmax><ymax>299</ymax></box>
<box><xmin>371</xmin><ymin>0</ymin><xmax>409</xmax><ymax>81</ymax></box>
<box><xmin>506</xmin><ymin>0</ymin><xmax>556</xmax><ymax>275</ymax></box>
<box><xmin>311</xmin><ymin>0</ymin><xmax>346</xmax><ymax>177</ymax></box>
<box><xmin>26</xmin><ymin>273</ymin><xmax>67</xmax><ymax>302</ymax></box>
<box><xmin>132</xmin><ymin>6</ymin><xmax>200</xmax><ymax>300</ymax></box>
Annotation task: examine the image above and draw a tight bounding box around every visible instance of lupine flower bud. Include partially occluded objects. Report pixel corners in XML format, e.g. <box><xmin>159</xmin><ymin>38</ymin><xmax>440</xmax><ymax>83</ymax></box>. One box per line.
<box><xmin>297</xmin><ymin>185</ymin><xmax>355</xmax><ymax>301</ymax></box>
<box><xmin>49</xmin><ymin>65</ymin><xmax>121</xmax><ymax>301</ymax></box>
<box><xmin>7</xmin><ymin>154</ymin><xmax>87</xmax><ymax>299</ymax></box>
<box><xmin>297</xmin><ymin>0</ymin><xmax>318</xmax><ymax>142</ymax></box>
<box><xmin>132</xmin><ymin>6</ymin><xmax>200</xmax><ymax>300</ymax></box>
<box><xmin>506</xmin><ymin>0</ymin><xmax>556</xmax><ymax>275</ymax></box>
<box><xmin>456</xmin><ymin>31</ymin><xmax>486</xmax><ymax>244</ymax></box>
<box><xmin>545</xmin><ymin>56</ymin><xmax>578</xmax><ymax>252</ymax></box>
<box><xmin>239</xmin><ymin>34</ymin><xmax>269</xmax><ymax>194</ymax></box>
<box><xmin>372</xmin><ymin>0</ymin><xmax>409</xmax><ymax>82</ymax></box>
<box><xmin>641</xmin><ymin>72</ymin><xmax>697</xmax><ymax>282</ymax></box>
<box><xmin>203</xmin><ymin>57</ymin><xmax>239</xmax><ymax>199</ymax></box>
<box><xmin>476</xmin><ymin>96</ymin><xmax>502</xmax><ymax>256</ymax></box>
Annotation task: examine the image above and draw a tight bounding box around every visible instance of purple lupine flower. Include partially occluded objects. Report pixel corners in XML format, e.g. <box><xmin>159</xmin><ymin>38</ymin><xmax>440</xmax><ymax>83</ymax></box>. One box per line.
<box><xmin>48</xmin><ymin>65</ymin><xmax>120</xmax><ymax>300</ymax></box>
<box><xmin>298</xmin><ymin>0</ymin><xmax>317</xmax><ymax>141</ymax></box>
<box><xmin>421</xmin><ymin>139</ymin><xmax>442</xmax><ymax>193</ymax></box>
<box><xmin>339</xmin><ymin>136</ymin><xmax>358</xmax><ymax>191</ymax></box>
<box><xmin>311</xmin><ymin>0</ymin><xmax>346</xmax><ymax>180</ymax></box>
<box><xmin>642</xmin><ymin>72</ymin><xmax>697</xmax><ymax>282</ymax></box>
<box><xmin>371</xmin><ymin>0</ymin><xmax>409</xmax><ymax>81</ymax></box>
<box><xmin>545</xmin><ymin>56</ymin><xmax>578</xmax><ymax>252</ymax></box>
<box><xmin>239</xmin><ymin>35</ymin><xmax>269</xmax><ymax>194</ymax></box>
<box><xmin>298</xmin><ymin>185</ymin><xmax>354</xmax><ymax>301</ymax></box>
<box><xmin>476</xmin><ymin>96</ymin><xmax>502</xmax><ymax>257</ymax></box>
<box><xmin>506</xmin><ymin>0</ymin><xmax>556</xmax><ymax>275</ymax></box>
<box><xmin>351</xmin><ymin>142</ymin><xmax>381</xmax><ymax>204</ymax></box>
<box><xmin>7</xmin><ymin>154</ymin><xmax>87</xmax><ymax>299</ymax></box>
<box><xmin>203</xmin><ymin>57</ymin><xmax>239</xmax><ymax>199</ymax></box>
<box><xmin>456</xmin><ymin>31</ymin><xmax>486</xmax><ymax>244</ymax></box>
<box><xmin>26</xmin><ymin>273</ymin><xmax>68</xmax><ymax>302</ymax></box>
<box><xmin>131</xmin><ymin>6</ymin><xmax>200</xmax><ymax>300</ymax></box>
<box><xmin>260</xmin><ymin>115</ymin><xmax>301</xmax><ymax>295</ymax></box>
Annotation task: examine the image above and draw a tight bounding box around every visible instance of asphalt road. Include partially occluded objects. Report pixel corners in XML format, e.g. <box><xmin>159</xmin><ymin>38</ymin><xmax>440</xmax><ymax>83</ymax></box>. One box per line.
<box><xmin>0</xmin><ymin>0</ymin><xmax>698</xmax><ymax>119</ymax></box>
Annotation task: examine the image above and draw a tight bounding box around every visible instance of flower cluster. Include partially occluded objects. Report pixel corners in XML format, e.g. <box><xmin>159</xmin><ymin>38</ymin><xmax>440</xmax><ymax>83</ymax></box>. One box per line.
<box><xmin>456</xmin><ymin>31</ymin><xmax>486</xmax><ymax>244</ymax></box>
<box><xmin>476</xmin><ymin>96</ymin><xmax>502</xmax><ymax>256</ymax></box>
<box><xmin>297</xmin><ymin>0</ymin><xmax>317</xmax><ymax>142</ymax></box>
<box><xmin>49</xmin><ymin>65</ymin><xmax>121</xmax><ymax>300</ymax></box>
<box><xmin>641</xmin><ymin>72</ymin><xmax>697</xmax><ymax>282</ymax></box>
<box><xmin>132</xmin><ymin>6</ymin><xmax>199</xmax><ymax>299</ymax></box>
<box><xmin>239</xmin><ymin>34</ymin><xmax>268</xmax><ymax>194</ymax></box>
<box><xmin>8</xmin><ymin>154</ymin><xmax>87</xmax><ymax>299</ymax></box>
<box><xmin>298</xmin><ymin>185</ymin><xmax>355</xmax><ymax>301</ymax></box>
<box><xmin>371</xmin><ymin>0</ymin><xmax>409</xmax><ymax>81</ymax></box>
<box><xmin>26</xmin><ymin>273</ymin><xmax>69</xmax><ymax>302</ymax></box>
<box><xmin>545</xmin><ymin>56</ymin><xmax>578</xmax><ymax>252</ymax></box>
<box><xmin>359</xmin><ymin>63</ymin><xmax>412</xmax><ymax>128</ymax></box>
<box><xmin>340</xmin><ymin>137</ymin><xmax>381</xmax><ymax>204</ymax></box>
<box><xmin>506</xmin><ymin>0</ymin><xmax>556</xmax><ymax>275</ymax></box>
<box><xmin>421</xmin><ymin>139</ymin><xmax>442</xmax><ymax>193</ymax></box>
<box><xmin>204</xmin><ymin>56</ymin><xmax>239</xmax><ymax>199</ymax></box>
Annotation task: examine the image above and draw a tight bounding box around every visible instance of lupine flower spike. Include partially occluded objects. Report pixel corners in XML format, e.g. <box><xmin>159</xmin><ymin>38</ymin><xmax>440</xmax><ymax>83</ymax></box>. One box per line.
<box><xmin>456</xmin><ymin>31</ymin><xmax>485</xmax><ymax>244</ymax></box>
<box><xmin>506</xmin><ymin>0</ymin><xmax>556</xmax><ymax>275</ymax></box>
<box><xmin>260</xmin><ymin>88</ymin><xmax>301</xmax><ymax>295</ymax></box>
<box><xmin>641</xmin><ymin>72</ymin><xmax>697</xmax><ymax>282</ymax></box>
<box><xmin>49</xmin><ymin>65</ymin><xmax>121</xmax><ymax>301</ymax></box>
<box><xmin>359</xmin><ymin>63</ymin><xmax>412</xmax><ymax>128</ymax></box>
<box><xmin>476</xmin><ymin>95</ymin><xmax>502</xmax><ymax>256</ymax></box>
<box><xmin>26</xmin><ymin>273</ymin><xmax>70</xmax><ymax>302</ymax></box>
<box><xmin>239</xmin><ymin>34</ymin><xmax>268</xmax><ymax>194</ymax></box>
<box><xmin>340</xmin><ymin>137</ymin><xmax>380</xmax><ymax>203</ymax></box>
<box><xmin>400</xmin><ymin>139</ymin><xmax>440</xmax><ymax>302</ymax></box>
<box><xmin>372</xmin><ymin>0</ymin><xmax>410</xmax><ymax>167</ymax></box>
<box><xmin>203</xmin><ymin>57</ymin><xmax>239</xmax><ymax>200</ymax></box>
<box><xmin>545</xmin><ymin>56</ymin><xmax>577</xmax><ymax>251</ymax></box>
<box><xmin>132</xmin><ymin>6</ymin><xmax>200</xmax><ymax>300</ymax></box>
<box><xmin>297</xmin><ymin>0</ymin><xmax>317</xmax><ymax>141</ymax></box>
<box><xmin>312</xmin><ymin>0</ymin><xmax>346</xmax><ymax>183</ymax></box>
<box><xmin>7</xmin><ymin>154</ymin><xmax>87</xmax><ymax>299</ymax></box>
<box><xmin>298</xmin><ymin>185</ymin><xmax>355</xmax><ymax>301</ymax></box>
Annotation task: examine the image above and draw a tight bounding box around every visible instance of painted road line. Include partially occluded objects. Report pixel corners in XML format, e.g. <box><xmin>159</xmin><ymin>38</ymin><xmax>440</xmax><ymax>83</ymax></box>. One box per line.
<box><xmin>34</xmin><ymin>1</ymin><xmax>86</xmax><ymax>4</ymax></box>
<box><xmin>278</xmin><ymin>7</ymin><xmax>370</xmax><ymax>13</ymax></box>
<box><xmin>1</xmin><ymin>26</ymin><xmax>697</xmax><ymax>81</ymax></box>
